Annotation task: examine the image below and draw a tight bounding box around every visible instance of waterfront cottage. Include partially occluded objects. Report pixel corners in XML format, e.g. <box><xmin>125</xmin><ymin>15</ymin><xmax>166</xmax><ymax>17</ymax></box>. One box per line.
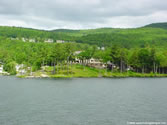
<box><xmin>16</xmin><ymin>64</ymin><xmax>27</xmax><ymax>75</ymax></box>
<box><xmin>0</xmin><ymin>61</ymin><xmax>3</xmax><ymax>73</ymax></box>
<box><xmin>16</xmin><ymin>64</ymin><xmax>23</xmax><ymax>72</ymax></box>
<box><xmin>87</xmin><ymin>58</ymin><xmax>106</xmax><ymax>69</ymax></box>
<box><xmin>0</xmin><ymin>63</ymin><xmax>9</xmax><ymax>75</ymax></box>
<box><xmin>0</xmin><ymin>65</ymin><xmax>3</xmax><ymax>73</ymax></box>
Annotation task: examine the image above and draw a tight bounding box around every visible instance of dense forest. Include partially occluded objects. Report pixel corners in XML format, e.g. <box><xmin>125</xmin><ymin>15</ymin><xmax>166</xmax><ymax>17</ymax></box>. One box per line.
<box><xmin>0</xmin><ymin>26</ymin><xmax>74</xmax><ymax>42</ymax></box>
<box><xmin>0</xmin><ymin>23</ymin><xmax>167</xmax><ymax>48</ymax></box>
<box><xmin>0</xmin><ymin>22</ymin><xmax>167</xmax><ymax>76</ymax></box>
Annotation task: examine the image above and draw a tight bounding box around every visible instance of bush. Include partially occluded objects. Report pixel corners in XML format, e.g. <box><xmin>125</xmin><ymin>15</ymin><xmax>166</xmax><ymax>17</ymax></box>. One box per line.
<box><xmin>32</xmin><ymin>60</ymin><xmax>41</xmax><ymax>72</ymax></box>
<box><xmin>3</xmin><ymin>61</ymin><xmax>16</xmax><ymax>75</ymax></box>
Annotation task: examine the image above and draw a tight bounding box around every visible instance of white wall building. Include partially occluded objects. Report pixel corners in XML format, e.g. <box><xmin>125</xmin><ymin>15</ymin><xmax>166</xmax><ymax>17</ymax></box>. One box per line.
<box><xmin>11</xmin><ymin>37</ymin><xmax>19</xmax><ymax>40</ymax></box>
<box><xmin>16</xmin><ymin>64</ymin><xmax>24</xmax><ymax>72</ymax></box>
<box><xmin>56</xmin><ymin>40</ymin><xmax>66</xmax><ymax>43</ymax></box>
<box><xmin>45</xmin><ymin>39</ymin><xmax>54</xmax><ymax>43</ymax></box>
<box><xmin>0</xmin><ymin>65</ymin><xmax>3</xmax><ymax>73</ymax></box>
<box><xmin>98</xmin><ymin>47</ymin><xmax>105</xmax><ymax>50</ymax></box>
<box><xmin>88</xmin><ymin>58</ymin><xmax>106</xmax><ymax>68</ymax></box>
<box><xmin>29</xmin><ymin>39</ymin><xmax>36</xmax><ymax>43</ymax></box>
<box><xmin>16</xmin><ymin>64</ymin><xmax>27</xmax><ymax>75</ymax></box>
<box><xmin>22</xmin><ymin>38</ymin><xmax>28</xmax><ymax>42</ymax></box>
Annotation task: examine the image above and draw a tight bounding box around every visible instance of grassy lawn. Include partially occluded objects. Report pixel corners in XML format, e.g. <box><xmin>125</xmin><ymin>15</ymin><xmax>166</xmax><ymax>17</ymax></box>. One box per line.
<box><xmin>43</xmin><ymin>64</ymin><xmax>167</xmax><ymax>78</ymax></box>
<box><xmin>18</xmin><ymin>64</ymin><xmax>167</xmax><ymax>78</ymax></box>
<box><xmin>45</xmin><ymin>64</ymin><xmax>109</xmax><ymax>78</ymax></box>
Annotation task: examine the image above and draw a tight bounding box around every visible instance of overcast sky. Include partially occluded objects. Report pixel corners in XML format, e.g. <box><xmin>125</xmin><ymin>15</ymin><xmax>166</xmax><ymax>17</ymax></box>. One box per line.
<box><xmin>0</xmin><ymin>0</ymin><xmax>167</xmax><ymax>30</ymax></box>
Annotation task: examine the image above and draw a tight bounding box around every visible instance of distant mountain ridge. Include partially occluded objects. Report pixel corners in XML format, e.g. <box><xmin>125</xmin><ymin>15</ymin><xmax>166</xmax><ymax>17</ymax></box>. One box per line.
<box><xmin>52</xmin><ymin>22</ymin><xmax>167</xmax><ymax>33</ymax></box>
<box><xmin>144</xmin><ymin>22</ymin><xmax>167</xmax><ymax>29</ymax></box>
<box><xmin>52</xmin><ymin>29</ymin><xmax>80</xmax><ymax>33</ymax></box>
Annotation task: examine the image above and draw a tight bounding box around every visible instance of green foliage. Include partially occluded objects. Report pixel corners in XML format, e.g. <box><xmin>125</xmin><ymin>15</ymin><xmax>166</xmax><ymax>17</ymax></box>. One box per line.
<box><xmin>1</xmin><ymin>24</ymin><xmax>167</xmax><ymax>49</ymax></box>
<box><xmin>74</xmin><ymin>28</ymin><xmax>167</xmax><ymax>48</ymax></box>
<box><xmin>3</xmin><ymin>61</ymin><xmax>16</xmax><ymax>75</ymax></box>
<box><xmin>1</xmin><ymin>23</ymin><xmax>167</xmax><ymax>76</ymax></box>
<box><xmin>144</xmin><ymin>22</ymin><xmax>167</xmax><ymax>29</ymax></box>
<box><xmin>0</xmin><ymin>26</ymin><xmax>74</xmax><ymax>42</ymax></box>
<box><xmin>138</xmin><ymin>48</ymin><xmax>150</xmax><ymax>68</ymax></box>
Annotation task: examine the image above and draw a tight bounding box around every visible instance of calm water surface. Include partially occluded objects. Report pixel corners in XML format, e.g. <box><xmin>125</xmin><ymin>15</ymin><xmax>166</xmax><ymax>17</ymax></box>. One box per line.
<box><xmin>0</xmin><ymin>76</ymin><xmax>167</xmax><ymax>125</ymax></box>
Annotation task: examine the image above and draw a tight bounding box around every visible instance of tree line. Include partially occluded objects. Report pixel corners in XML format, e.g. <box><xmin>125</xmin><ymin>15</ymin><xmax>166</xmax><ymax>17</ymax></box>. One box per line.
<box><xmin>1</xmin><ymin>37</ymin><xmax>167</xmax><ymax>75</ymax></box>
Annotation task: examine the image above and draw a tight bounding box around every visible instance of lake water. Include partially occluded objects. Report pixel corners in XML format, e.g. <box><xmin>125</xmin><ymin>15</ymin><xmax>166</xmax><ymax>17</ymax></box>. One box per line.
<box><xmin>0</xmin><ymin>76</ymin><xmax>167</xmax><ymax>125</ymax></box>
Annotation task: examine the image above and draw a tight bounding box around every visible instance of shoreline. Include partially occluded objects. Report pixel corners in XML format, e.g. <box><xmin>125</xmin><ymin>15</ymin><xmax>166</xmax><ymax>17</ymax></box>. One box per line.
<box><xmin>2</xmin><ymin>65</ymin><xmax>167</xmax><ymax>79</ymax></box>
<box><xmin>16</xmin><ymin>74</ymin><xmax>167</xmax><ymax>79</ymax></box>
<box><xmin>2</xmin><ymin>74</ymin><xmax>167</xmax><ymax>79</ymax></box>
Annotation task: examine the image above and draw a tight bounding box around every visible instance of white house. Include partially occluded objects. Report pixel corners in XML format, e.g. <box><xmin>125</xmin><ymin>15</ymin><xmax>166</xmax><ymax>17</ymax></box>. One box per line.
<box><xmin>22</xmin><ymin>37</ymin><xmax>28</xmax><ymax>42</ymax></box>
<box><xmin>101</xmin><ymin>47</ymin><xmax>105</xmax><ymax>50</ymax></box>
<box><xmin>45</xmin><ymin>39</ymin><xmax>54</xmax><ymax>43</ymax></box>
<box><xmin>89</xmin><ymin>58</ymin><xmax>99</xmax><ymax>64</ymax></box>
<box><xmin>11</xmin><ymin>37</ymin><xmax>19</xmax><ymax>40</ymax></box>
<box><xmin>56</xmin><ymin>40</ymin><xmax>66</xmax><ymax>43</ymax></box>
<box><xmin>98</xmin><ymin>47</ymin><xmax>105</xmax><ymax>50</ymax></box>
<box><xmin>88</xmin><ymin>58</ymin><xmax>106</xmax><ymax>68</ymax></box>
<box><xmin>74</xmin><ymin>57</ymin><xmax>106</xmax><ymax>69</ymax></box>
<box><xmin>16</xmin><ymin>64</ymin><xmax>25</xmax><ymax>72</ymax></box>
<box><xmin>0</xmin><ymin>65</ymin><xmax>3</xmax><ymax>73</ymax></box>
<box><xmin>19</xmin><ymin>69</ymin><xmax>26</xmax><ymax>74</ymax></box>
<box><xmin>16</xmin><ymin>64</ymin><xmax>21</xmax><ymax>72</ymax></box>
<box><xmin>29</xmin><ymin>38</ymin><xmax>36</xmax><ymax>43</ymax></box>
<box><xmin>0</xmin><ymin>65</ymin><xmax>10</xmax><ymax>75</ymax></box>
<box><xmin>16</xmin><ymin>64</ymin><xmax>27</xmax><ymax>75</ymax></box>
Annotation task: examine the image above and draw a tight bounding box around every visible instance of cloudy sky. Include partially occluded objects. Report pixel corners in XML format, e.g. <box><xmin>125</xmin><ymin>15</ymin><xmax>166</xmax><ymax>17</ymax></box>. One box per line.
<box><xmin>0</xmin><ymin>0</ymin><xmax>167</xmax><ymax>30</ymax></box>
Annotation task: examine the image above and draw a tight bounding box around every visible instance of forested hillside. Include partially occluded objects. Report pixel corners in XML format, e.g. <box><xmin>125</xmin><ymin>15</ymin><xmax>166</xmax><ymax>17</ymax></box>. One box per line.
<box><xmin>0</xmin><ymin>23</ymin><xmax>167</xmax><ymax>48</ymax></box>
<box><xmin>0</xmin><ymin>26</ymin><xmax>74</xmax><ymax>42</ymax></box>
<box><xmin>1</xmin><ymin>22</ymin><xmax>167</xmax><ymax>77</ymax></box>
<box><xmin>144</xmin><ymin>22</ymin><xmax>167</xmax><ymax>29</ymax></box>
<box><xmin>1</xmin><ymin>37</ymin><xmax>167</xmax><ymax>76</ymax></box>
<box><xmin>74</xmin><ymin>28</ymin><xmax>167</xmax><ymax>48</ymax></box>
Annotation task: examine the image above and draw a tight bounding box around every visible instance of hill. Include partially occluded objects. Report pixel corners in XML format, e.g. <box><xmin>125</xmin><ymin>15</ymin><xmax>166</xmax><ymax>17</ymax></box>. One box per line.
<box><xmin>74</xmin><ymin>27</ymin><xmax>167</xmax><ymax>48</ymax></box>
<box><xmin>0</xmin><ymin>23</ymin><xmax>167</xmax><ymax>48</ymax></box>
<box><xmin>52</xmin><ymin>28</ymin><xmax>121</xmax><ymax>37</ymax></box>
<box><xmin>52</xmin><ymin>29</ymin><xmax>80</xmax><ymax>33</ymax></box>
<box><xmin>144</xmin><ymin>22</ymin><xmax>167</xmax><ymax>29</ymax></box>
<box><xmin>0</xmin><ymin>26</ymin><xmax>74</xmax><ymax>42</ymax></box>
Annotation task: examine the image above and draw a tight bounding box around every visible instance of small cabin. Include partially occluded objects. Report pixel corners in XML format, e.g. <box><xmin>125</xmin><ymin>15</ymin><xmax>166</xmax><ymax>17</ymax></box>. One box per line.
<box><xmin>87</xmin><ymin>58</ymin><xmax>106</xmax><ymax>69</ymax></box>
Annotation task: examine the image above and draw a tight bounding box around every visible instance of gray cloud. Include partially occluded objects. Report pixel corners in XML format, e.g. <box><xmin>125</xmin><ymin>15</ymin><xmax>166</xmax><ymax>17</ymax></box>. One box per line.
<box><xmin>0</xmin><ymin>0</ymin><xmax>167</xmax><ymax>29</ymax></box>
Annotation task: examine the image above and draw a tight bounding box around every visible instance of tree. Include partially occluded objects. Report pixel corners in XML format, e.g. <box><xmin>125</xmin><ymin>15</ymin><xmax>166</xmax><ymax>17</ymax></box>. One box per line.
<box><xmin>138</xmin><ymin>48</ymin><xmax>150</xmax><ymax>73</ymax></box>
<box><xmin>4</xmin><ymin>61</ymin><xmax>16</xmax><ymax>75</ymax></box>
<box><xmin>128</xmin><ymin>49</ymin><xmax>140</xmax><ymax>72</ymax></box>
